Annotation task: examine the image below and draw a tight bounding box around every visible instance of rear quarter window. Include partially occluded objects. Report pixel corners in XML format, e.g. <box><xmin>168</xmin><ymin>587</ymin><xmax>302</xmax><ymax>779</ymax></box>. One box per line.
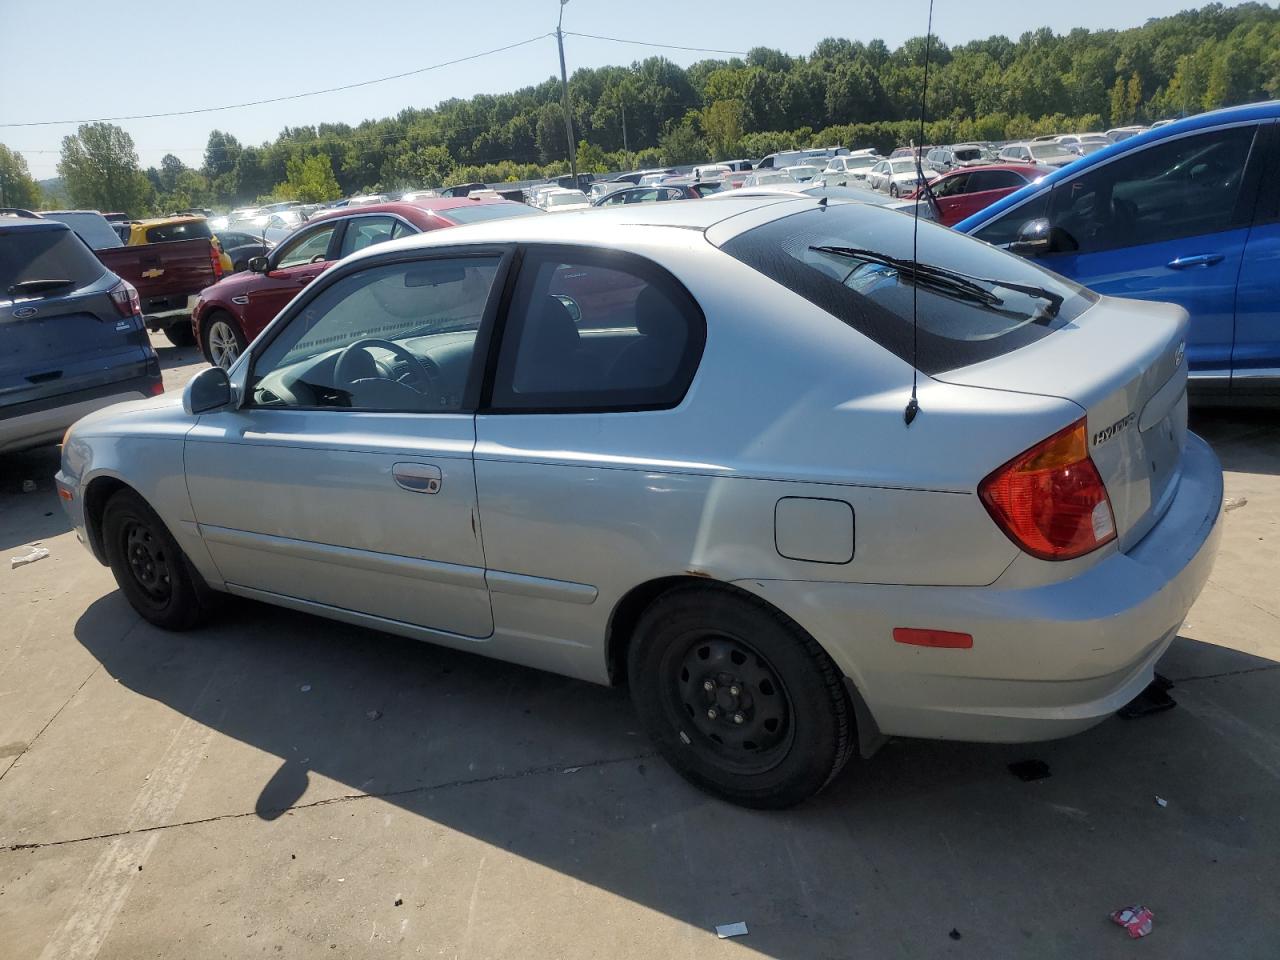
<box><xmin>719</xmin><ymin>203</ymin><xmax>1095</xmax><ymax>374</ymax></box>
<box><xmin>1</xmin><ymin>228</ymin><xmax>106</xmax><ymax>294</ymax></box>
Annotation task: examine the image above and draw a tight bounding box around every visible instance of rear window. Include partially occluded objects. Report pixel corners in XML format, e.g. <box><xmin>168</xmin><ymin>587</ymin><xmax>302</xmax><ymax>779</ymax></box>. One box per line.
<box><xmin>1</xmin><ymin>228</ymin><xmax>107</xmax><ymax>295</ymax></box>
<box><xmin>145</xmin><ymin>220</ymin><xmax>212</xmax><ymax>244</ymax></box>
<box><xmin>719</xmin><ymin>204</ymin><xmax>1095</xmax><ymax>374</ymax></box>
<box><xmin>438</xmin><ymin>203</ymin><xmax>543</xmax><ymax>224</ymax></box>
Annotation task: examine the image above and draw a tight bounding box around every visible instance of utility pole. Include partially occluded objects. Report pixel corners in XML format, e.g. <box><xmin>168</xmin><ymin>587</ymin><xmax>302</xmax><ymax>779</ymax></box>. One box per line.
<box><xmin>556</xmin><ymin>0</ymin><xmax>578</xmax><ymax>184</ymax></box>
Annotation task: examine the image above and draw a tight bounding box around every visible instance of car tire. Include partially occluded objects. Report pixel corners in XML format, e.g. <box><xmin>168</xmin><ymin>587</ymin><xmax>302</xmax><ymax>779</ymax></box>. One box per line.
<box><xmin>889</xmin><ymin>184</ymin><xmax>900</xmax><ymax>198</ymax></box>
<box><xmin>164</xmin><ymin>323</ymin><xmax>196</xmax><ymax>347</ymax></box>
<box><xmin>102</xmin><ymin>489</ymin><xmax>206</xmax><ymax>631</ymax></box>
<box><xmin>628</xmin><ymin>585</ymin><xmax>854</xmax><ymax>808</ymax></box>
<box><xmin>202</xmin><ymin>310</ymin><xmax>247</xmax><ymax>369</ymax></box>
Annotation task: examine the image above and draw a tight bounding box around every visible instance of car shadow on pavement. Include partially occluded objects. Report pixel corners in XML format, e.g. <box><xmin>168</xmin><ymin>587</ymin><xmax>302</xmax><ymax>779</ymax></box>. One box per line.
<box><xmin>1192</xmin><ymin>407</ymin><xmax>1280</xmax><ymax>477</ymax></box>
<box><xmin>0</xmin><ymin>446</ymin><xmax>69</xmax><ymax>553</ymax></box>
<box><xmin>73</xmin><ymin>591</ymin><xmax>1280</xmax><ymax>956</ymax></box>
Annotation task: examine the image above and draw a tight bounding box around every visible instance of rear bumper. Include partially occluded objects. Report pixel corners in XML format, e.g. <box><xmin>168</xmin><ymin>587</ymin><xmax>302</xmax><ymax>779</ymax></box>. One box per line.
<box><xmin>144</xmin><ymin>294</ymin><xmax>201</xmax><ymax>329</ymax></box>
<box><xmin>740</xmin><ymin>432</ymin><xmax>1224</xmax><ymax>743</ymax></box>
<box><xmin>0</xmin><ymin>370</ymin><xmax>162</xmax><ymax>454</ymax></box>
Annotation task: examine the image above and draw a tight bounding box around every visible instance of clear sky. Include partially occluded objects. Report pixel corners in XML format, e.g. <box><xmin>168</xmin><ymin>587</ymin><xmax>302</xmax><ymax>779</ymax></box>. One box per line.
<box><xmin>0</xmin><ymin>0</ymin><xmax>1235</xmax><ymax>179</ymax></box>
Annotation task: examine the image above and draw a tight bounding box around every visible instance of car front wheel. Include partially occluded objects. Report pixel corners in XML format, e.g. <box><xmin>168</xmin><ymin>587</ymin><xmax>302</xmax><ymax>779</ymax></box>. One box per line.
<box><xmin>628</xmin><ymin>586</ymin><xmax>854</xmax><ymax>808</ymax></box>
<box><xmin>102</xmin><ymin>489</ymin><xmax>206</xmax><ymax>630</ymax></box>
<box><xmin>889</xmin><ymin>184</ymin><xmax>900</xmax><ymax>198</ymax></box>
<box><xmin>202</xmin><ymin>311</ymin><xmax>247</xmax><ymax>369</ymax></box>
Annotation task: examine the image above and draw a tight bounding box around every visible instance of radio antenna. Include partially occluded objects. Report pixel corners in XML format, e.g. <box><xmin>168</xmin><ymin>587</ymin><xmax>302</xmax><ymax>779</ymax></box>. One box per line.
<box><xmin>905</xmin><ymin>0</ymin><xmax>935</xmax><ymax>427</ymax></box>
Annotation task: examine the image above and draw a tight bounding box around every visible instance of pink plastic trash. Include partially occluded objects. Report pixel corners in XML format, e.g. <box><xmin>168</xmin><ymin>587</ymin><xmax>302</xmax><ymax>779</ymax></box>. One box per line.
<box><xmin>1110</xmin><ymin>906</ymin><xmax>1154</xmax><ymax>938</ymax></box>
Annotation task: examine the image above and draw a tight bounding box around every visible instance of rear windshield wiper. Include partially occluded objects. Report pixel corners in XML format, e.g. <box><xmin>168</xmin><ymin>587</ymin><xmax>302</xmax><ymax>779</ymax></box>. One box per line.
<box><xmin>7</xmin><ymin>278</ymin><xmax>76</xmax><ymax>297</ymax></box>
<box><xmin>809</xmin><ymin>246</ymin><xmax>1063</xmax><ymax>316</ymax></box>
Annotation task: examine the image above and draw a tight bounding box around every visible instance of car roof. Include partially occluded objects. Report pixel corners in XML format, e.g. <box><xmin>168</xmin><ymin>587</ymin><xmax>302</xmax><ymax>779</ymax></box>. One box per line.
<box><xmin>309</xmin><ymin>196</ymin><xmax>519</xmax><ymax>222</ymax></box>
<box><xmin>340</xmin><ymin>194</ymin><xmax>816</xmax><ymax>265</ymax></box>
<box><xmin>0</xmin><ymin>216</ymin><xmax>68</xmax><ymax>235</ymax></box>
<box><xmin>137</xmin><ymin>215</ymin><xmax>207</xmax><ymax>225</ymax></box>
<box><xmin>958</xmin><ymin>98</ymin><xmax>1280</xmax><ymax>232</ymax></box>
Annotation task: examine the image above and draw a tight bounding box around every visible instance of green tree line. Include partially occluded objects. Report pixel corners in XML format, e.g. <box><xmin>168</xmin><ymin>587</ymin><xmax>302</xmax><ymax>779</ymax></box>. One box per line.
<box><xmin>9</xmin><ymin>2</ymin><xmax>1280</xmax><ymax>214</ymax></box>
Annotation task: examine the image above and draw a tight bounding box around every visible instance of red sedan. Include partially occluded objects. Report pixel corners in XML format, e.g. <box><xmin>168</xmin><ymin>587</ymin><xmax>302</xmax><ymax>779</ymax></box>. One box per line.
<box><xmin>908</xmin><ymin>164</ymin><xmax>1053</xmax><ymax>227</ymax></box>
<box><xmin>192</xmin><ymin>197</ymin><xmax>538</xmax><ymax>367</ymax></box>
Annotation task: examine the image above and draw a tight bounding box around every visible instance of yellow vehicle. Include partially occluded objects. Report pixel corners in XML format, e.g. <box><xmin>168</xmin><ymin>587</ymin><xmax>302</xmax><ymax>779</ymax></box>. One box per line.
<box><xmin>126</xmin><ymin>216</ymin><xmax>233</xmax><ymax>274</ymax></box>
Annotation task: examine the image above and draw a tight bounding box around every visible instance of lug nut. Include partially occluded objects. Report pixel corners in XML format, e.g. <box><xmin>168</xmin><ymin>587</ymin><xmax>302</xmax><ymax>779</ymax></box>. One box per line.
<box><xmin>703</xmin><ymin>680</ymin><xmax>714</xmax><ymax>692</ymax></box>
<box><xmin>729</xmin><ymin>685</ymin><xmax>740</xmax><ymax>696</ymax></box>
<box><xmin>707</xmin><ymin>707</ymin><xmax>718</xmax><ymax>720</ymax></box>
<box><xmin>733</xmin><ymin>712</ymin><xmax>745</xmax><ymax>724</ymax></box>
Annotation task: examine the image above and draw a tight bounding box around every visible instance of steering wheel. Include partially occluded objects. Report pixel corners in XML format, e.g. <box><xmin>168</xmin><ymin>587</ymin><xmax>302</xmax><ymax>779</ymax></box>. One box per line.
<box><xmin>334</xmin><ymin>338</ymin><xmax>439</xmax><ymax>402</ymax></box>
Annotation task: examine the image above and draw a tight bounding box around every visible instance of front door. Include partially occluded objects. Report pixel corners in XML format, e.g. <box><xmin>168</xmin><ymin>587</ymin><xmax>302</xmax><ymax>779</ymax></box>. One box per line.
<box><xmin>241</xmin><ymin>221</ymin><xmax>341</xmax><ymax>340</ymax></box>
<box><xmin>1230</xmin><ymin>121</ymin><xmax>1280</xmax><ymax>397</ymax></box>
<box><xmin>1033</xmin><ymin>124</ymin><xmax>1260</xmax><ymax>382</ymax></box>
<box><xmin>185</xmin><ymin>251</ymin><xmax>507</xmax><ymax>638</ymax></box>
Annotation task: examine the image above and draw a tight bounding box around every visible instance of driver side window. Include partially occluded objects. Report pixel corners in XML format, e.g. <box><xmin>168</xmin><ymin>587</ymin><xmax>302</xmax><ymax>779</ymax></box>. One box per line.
<box><xmin>248</xmin><ymin>256</ymin><xmax>501</xmax><ymax>413</ymax></box>
<box><xmin>276</xmin><ymin>225</ymin><xmax>338</xmax><ymax>269</ymax></box>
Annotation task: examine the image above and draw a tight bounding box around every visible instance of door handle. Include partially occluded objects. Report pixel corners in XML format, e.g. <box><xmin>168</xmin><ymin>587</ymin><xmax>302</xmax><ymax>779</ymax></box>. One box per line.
<box><xmin>1167</xmin><ymin>254</ymin><xmax>1224</xmax><ymax>269</ymax></box>
<box><xmin>392</xmin><ymin>462</ymin><xmax>441</xmax><ymax>494</ymax></box>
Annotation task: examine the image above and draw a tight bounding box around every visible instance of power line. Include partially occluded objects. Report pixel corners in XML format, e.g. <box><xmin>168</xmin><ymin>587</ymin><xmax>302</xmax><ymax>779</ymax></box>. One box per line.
<box><xmin>0</xmin><ymin>34</ymin><xmax>554</xmax><ymax>129</ymax></box>
<box><xmin>564</xmin><ymin>30</ymin><xmax>749</xmax><ymax>57</ymax></box>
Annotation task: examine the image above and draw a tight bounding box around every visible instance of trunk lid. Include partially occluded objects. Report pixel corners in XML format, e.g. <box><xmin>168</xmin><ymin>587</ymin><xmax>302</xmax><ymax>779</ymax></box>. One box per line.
<box><xmin>936</xmin><ymin>295</ymin><xmax>1189</xmax><ymax>549</ymax></box>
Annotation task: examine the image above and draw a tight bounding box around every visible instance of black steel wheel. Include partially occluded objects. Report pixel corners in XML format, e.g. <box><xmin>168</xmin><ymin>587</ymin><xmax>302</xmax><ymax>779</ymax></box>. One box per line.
<box><xmin>661</xmin><ymin>632</ymin><xmax>794</xmax><ymax>776</ymax></box>
<box><xmin>102</xmin><ymin>489</ymin><xmax>206</xmax><ymax>630</ymax></box>
<box><xmin>629</xmin><ymin>586</ymin><xmax>855</xmax><ymax>808</ymax></box>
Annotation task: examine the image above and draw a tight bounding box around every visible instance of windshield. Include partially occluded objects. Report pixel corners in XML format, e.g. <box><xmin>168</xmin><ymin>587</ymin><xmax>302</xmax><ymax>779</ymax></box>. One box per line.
<box><xmin>846</xmin><ymin>156</ymin><xmax>877</xmax><ymax>168</ymax></box>
<box><xmin>547</xmin><ymin>193</ymin><xmax>586</xmax><ymax>207</ymax></box>
<box><xmin>719</xmin><ymin>203</ymin><xmax>1094</xmax><ymax>373</ymax></box>
<box><xmin>1029</xmin><ymin>144</ymin><xmax>1066</xmax><ymax>159</ymax></box>
<box><xmin>440</xmin><ymin>203</ymin><xmax>542</xmax><ymax>224</ymax></box>
<box><xmin>889</xmin><ymin>159</ymin><xmax>918</xmax><ymax>174</ymax></box>
<box><xmin>954</xmin><ymin>148</ymin><xmax>982</xmax><ymax>161</ymax></box>
<box><xmin>788</xmin><ymin>166</ymin><xmax>821</xmax><ymax>178</ymax></box>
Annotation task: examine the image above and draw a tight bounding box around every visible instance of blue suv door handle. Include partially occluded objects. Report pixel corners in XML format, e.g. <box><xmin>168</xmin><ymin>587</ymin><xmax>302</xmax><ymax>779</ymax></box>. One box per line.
<box><xmin>1167</xmin><ymin>254</ymin><xmax>1224</xmax><ymax>269</ymax></box>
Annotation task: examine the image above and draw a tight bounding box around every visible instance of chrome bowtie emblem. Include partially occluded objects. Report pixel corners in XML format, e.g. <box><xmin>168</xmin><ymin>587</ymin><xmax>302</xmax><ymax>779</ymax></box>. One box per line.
<box><xmin>14</xmin><ymin>306</ymin><xmax>37</xmax><ymax>319</ymax></box>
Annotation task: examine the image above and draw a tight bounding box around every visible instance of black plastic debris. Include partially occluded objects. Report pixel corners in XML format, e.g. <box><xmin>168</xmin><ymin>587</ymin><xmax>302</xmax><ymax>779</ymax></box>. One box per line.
<box><xmin>1119</xmin><ymin>673</ymin><xmax>1176</xmax><ymax>718</ymax></box>
<box><xmin>1008</xmin><ymin>759</ymin><xmax>1051</xmax><ymax>782</ymax></box>
<box><xmin>949</xmin><ymin>928</ymin><xmax>962</xmax><ymax>941</ymax></box>
<box><xmin>394</xmin><ymin>898</ymin><xmax>403</xmax><ymax>907</ymax></box>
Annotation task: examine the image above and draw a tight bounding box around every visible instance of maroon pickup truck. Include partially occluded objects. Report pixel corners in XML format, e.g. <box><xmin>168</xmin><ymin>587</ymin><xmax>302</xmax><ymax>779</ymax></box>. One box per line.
<box><xmin>37</xmin><ymin>210</ymin><xmax>224</xmax><ymax>346</ymax></box>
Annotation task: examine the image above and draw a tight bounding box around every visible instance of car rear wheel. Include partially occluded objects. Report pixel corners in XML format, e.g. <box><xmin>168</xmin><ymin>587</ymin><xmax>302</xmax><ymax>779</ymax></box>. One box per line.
<box><xmin>164</xmin><ymin>323</ymin><xmax>196</xmax><ymax>347</ymax></box>
<box><xmin>202</xmin><ymin>311</ymin><xmax>246</xmax><ymax>369</ymax></box>
<box><xmin>102</xmin><ymin>489</ymin><xmax>206</xmax><ymax>630</ymax></box>
<box><xmin>628</xmin><ymin>586</ymin><xmax>854</xmax><ymax>808</ymax></box>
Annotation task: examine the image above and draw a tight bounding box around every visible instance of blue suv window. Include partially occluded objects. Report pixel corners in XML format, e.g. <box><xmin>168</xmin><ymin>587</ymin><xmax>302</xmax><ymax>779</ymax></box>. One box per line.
<box><xmin>976</xmin><ymin>126</ymin><xmax>1257</xmax><ymax>253</ymax></box>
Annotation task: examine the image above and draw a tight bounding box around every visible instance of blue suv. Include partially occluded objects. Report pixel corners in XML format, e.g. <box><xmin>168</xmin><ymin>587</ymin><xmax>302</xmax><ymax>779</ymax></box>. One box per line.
<box><xmin>957</xmin><ymin>101</ymin><xmax>1280</xmax><ymax>402</ymax></box>
<box><xmin>1</xmin><ymin>212</ymin><xmax>162</xmax><ymax>453</ymax></box>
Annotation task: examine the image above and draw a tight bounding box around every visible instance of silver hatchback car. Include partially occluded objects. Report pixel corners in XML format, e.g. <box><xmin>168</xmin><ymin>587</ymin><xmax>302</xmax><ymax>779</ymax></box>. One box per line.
<box><xmin>57</xmin><ymin>197</ymin><xmax>1223</xmax><ymax>807</ymax></box>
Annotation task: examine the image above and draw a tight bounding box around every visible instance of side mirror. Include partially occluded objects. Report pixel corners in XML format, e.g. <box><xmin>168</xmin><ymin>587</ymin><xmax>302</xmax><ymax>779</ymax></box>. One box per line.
<box><xmin>248</xmin><ymin>256</ymin><xmax>269</xmax><ymax>274</ymax></box>
<box><xmin>1009</xmin><ymin>218</ymin><xmax>1052</xmax><ymax>256</ymax></box>
<box><xmin>183</xmin><ymin>365</ymin><xmax>231</xmax><ymax>415</ymax></box>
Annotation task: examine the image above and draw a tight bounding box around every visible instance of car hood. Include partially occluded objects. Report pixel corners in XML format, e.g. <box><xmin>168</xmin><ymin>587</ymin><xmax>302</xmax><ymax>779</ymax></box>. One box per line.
<box><xmin>69</xmin><ymin>393</ymin><xmax>188</xmax><ymax>438</ymax></box>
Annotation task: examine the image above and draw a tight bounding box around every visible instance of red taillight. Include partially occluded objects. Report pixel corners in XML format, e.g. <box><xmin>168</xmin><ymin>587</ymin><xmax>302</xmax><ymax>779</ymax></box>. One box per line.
<box><xmin>108</xmin><ymin>280</ymin><xmax>141</xmax><ymax>318</ymax></box>
<box><xmin>978</xmin><ymin>418</ymin><xmax>1116</xmax><ymax>561</ymax></box>
<box><xmin>148</xmin><ymin>380</ymin><xmax>165</xmax><ymax>396</ymax></box>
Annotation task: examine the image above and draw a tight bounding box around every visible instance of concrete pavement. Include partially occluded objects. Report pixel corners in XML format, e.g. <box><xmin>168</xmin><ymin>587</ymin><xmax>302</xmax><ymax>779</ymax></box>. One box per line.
<box><xmin>1</xmin><ymin>338</ymin><xmax>1278</xmax><ymax>958</ymax></box>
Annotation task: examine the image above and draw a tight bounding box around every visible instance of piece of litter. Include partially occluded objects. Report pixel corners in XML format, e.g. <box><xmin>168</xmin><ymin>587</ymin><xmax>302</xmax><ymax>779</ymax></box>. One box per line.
<box><xmin>21</xmin><ymin>480</ymin><xmax>36</xmax><ymax>493</ymax></box>
<box><xmin>394</xmin><ymin>898</ymin><xmax>403</xmax><ymax>907</ymax></box>
<box><xmin>1110</xmin><ymin>905</ymin><xmax>1154</xmax><ymax>938</ymax></box>
<box><xmin>949</xmin><ymin>928</ymin><xmax>962</xmax><ymax>941</ymax></box>
<box><xmin>1224</xmin><ymin>497</ymin><xmax>1248</xmax><ymax>512</ymax></box>
<box><xmin>1155</xmin><ymin>796</ymin><xmax>1168</xmax><ymax>808</ymax></box>
<box><xmin>715</xmin><ymin>922</ymin><xmax>748</xmax><ymax>939</ymax></box>
<box><xmin>562</xmin><ymin>766</ymin><xmax>581</xmax><ymax>774</ymax></box>
<box><xmin>10</xmin><ymin>546</ymin><xmax>50</xmax><ymax>569</ymax></box>
<box><xmin>300</xmin><ymin>684</ymin><xmax>312</xmax><ymax>693</ymax></box>
<box><xmin>366</xmin><ymin>709</ymin><xmax>382</xmax><ymax>721</ymax></box>
<box><xmin>1008</xmin><ymin>758</ymin><xmax>1051</xmax><ymax>782</ymax></box>
<box><xmin>336</xmin><ymin>878</ymin><xmax>345</xmax><ymax>883</ymax></box>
